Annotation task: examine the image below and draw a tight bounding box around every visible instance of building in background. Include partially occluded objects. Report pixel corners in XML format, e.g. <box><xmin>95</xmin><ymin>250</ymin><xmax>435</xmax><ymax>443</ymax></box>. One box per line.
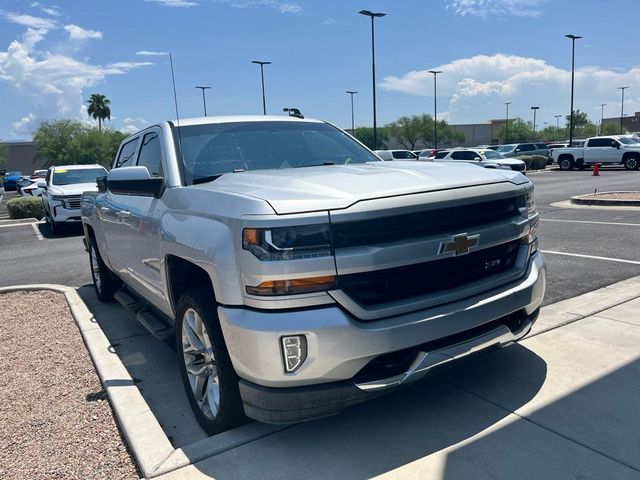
<box><xmin>1</xmin><ymin>142</ymin><xmax>46</xmax><ymax>174</ymax></box>
<box><xmin>602</xmin><ymin>112</ymin><xmax>640</xmax><ymax>133</ymax></box>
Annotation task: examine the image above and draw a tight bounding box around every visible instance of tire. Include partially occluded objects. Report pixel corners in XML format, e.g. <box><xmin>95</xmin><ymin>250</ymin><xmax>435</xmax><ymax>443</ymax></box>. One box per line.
<box><xmin>576</xmin><ymin>159</ymin><xmax>585</xmax><ymax>171</ymax></box>
<box><xmin>623</xmin><ymin>155</ymin><xmax>640</xmax><ymax>170</ymax></box>
<box><xmin>176</xmin><ymin>288</ymin><xmax>246</xmax><ymax>435</ymax></box>
<box><xmin>47</xmin><ymin>213</ymin><xmax>60</xmax><ymax>235</ymax></box>
<box><xmin>89</xmin><ymin>238</ymin><xmax>120</xmax><ymax>301</ymax></box>
<box><xmin>558</xmin><ymin>156</ymin><xmax>574</xmax><ymax>171</ymax></box>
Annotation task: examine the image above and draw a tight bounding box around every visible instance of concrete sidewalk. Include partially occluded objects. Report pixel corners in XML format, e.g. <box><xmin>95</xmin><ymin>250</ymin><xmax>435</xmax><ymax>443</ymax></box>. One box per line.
<box><xmin>12</xmin><ymin>277</ymin><xmax>638</xmax><ymax>480</ymax></box>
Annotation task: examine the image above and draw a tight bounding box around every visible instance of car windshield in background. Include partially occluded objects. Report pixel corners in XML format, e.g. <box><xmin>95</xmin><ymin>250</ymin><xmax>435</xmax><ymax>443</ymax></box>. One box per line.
<box><xmin>6</xmin><ymin>171</ymin><xmax>22</xmax><ymax>176</ymax></box>
<box><xmin>496</xmin><ymin>145</ymin><xmax>515</xmax><ymax>153</ymax></box>
<box><xmin>619</xmin><ymin>137</ymin><xmax>639</xmax><ymax>145</ymax></box>
<box><xmin>434</xmin><ymin>151</ymin><xmax>449</xmax><ymax>159</ymax></box>
<box><xmin>392</xmin><ymin>151</ymin><xmax>417</xmax><ymax>159</ymax></box>
<box><xmin>482</xmin><ymin>150</ymin><xmax>504</xmax><ymax>159</ymax></box>
<box><xmin>172</xmin><ymin>121</ymin><xmax>379</xmax><ymax>184</ymax></box>
<box><xmin>52</xmin><ymin>168</ymin><xmax>107</xmax><ymax>186</ymax></box>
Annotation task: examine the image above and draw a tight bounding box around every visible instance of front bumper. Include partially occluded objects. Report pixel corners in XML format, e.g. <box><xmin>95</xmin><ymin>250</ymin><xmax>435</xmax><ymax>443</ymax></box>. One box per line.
<box><xmin>50</xmin><ymin>204</ymin><xmax>82</xmax><ymax>223</ymax></box>
<box><xmin>219</xmin><ymin>251</ymin><xmax>545</xmax><ymax>423</ymax></box>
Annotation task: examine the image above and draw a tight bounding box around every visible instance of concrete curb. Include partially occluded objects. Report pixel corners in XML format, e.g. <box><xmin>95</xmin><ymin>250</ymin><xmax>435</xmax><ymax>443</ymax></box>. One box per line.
<box><xmin>570</xmin><ymin>191</ymin><xmax>640</xmax><ymax>207</ymax></box>
<box><xmin>0</xmin><ymin>284</ymin><xmax>286</xmax><ymax>479</ymax></box>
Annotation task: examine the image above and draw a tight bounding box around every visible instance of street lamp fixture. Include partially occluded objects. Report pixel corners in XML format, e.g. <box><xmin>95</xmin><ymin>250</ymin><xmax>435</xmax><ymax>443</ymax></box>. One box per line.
<box><xmin>504</xmin><ymin>102</ymin><xmax>511</xmax><ymax>143</ymax></box>
<box><xmin>359</xmin><ymin>10</ymin><xmax>386</xmax><ymax>150</ymax></box>
<box><xmin>531</xmin><ymin>106</ymin><xmax>540</xmax><ymax>134</ymax></box>
<box><xmin>346</xmin><ymin>91</ymin><xmax>358</xmax><ymax>135</ymax></box>
<box><xmin>283</xmin><ymin>107</ymin><xmax>304</xmax><ymax>119</ymax></box>
<box><xmin>428</xmin><ymin>70</ymin><xmax>442</xmax><ymax>149</ymax></box>
<box><xmin>554</xmin><ymin>114</ymin><xmax>562</xmax><ymax>130</ymax></box>
<box><xmin>565</xmin><ymin>34</ymin><xmax>582</xmax><ymax>146</ymax></box>
<box><xmin>195</xmin><ymin>85</ymin><xmax>211</xmax><ymax>117</ymax></box>
<box><xmin>600</xmin><ymin>104</ymin><xmax>606</xmax><ymax>135</ymax></box>
<box><xmin>251</xmin><ymin>60</ymin><xmax>272</xmax><ymax>115</ymax></box>
<box><xmin>618</xmin><ymin>87</ymin><xmax>629</xmax><ymax>134</ymax></box>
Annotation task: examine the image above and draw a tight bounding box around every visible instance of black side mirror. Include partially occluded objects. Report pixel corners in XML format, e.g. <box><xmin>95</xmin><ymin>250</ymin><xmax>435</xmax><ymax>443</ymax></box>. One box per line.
<box><xmin>107</xmin><ymin>167</ymin><xmax>164</xmax><ymax>198</ymax></box>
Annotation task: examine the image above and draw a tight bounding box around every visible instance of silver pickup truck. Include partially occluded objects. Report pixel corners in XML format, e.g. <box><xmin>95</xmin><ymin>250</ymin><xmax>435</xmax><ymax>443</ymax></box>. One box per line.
<box><xmin>82</xmin><ymin>115</ymin><xmax>545</xmax><ymax>434</ymax></box>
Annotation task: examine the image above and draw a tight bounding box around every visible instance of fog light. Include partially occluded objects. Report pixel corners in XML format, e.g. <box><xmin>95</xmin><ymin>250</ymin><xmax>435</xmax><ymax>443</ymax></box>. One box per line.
<box><xmin>281</xmin><ymin>335</ymin><xmax>307</xmax><ymax>373</ymax></box>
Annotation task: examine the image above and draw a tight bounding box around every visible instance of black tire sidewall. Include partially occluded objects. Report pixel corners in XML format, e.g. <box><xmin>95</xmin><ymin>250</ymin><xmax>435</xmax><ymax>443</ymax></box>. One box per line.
<box><xmin>559</xmin><ymin>157</ymin><xmax>573</xmax><ymax>170</ymax></box>
<box><xmin>89</xmin><ymin>238</ymin><xmax>118</xmax><ymax>301</ymax></box>
<box><xmin>175</xmin><ymin>289</ymin><xmax>245</xmax><ymax>435</ymax></box>
<box><xmin>624</xmin><ymin>156</ymin><xmax>639</xmax><ymax>170</ymax></box>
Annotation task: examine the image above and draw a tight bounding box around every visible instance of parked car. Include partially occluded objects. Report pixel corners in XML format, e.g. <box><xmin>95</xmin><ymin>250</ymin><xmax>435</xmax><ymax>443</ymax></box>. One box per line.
<box><xmin>40</xmin><ymin>164</ymin><xmax>108</xmax><ymax>234</ymax></box>
<box><xmin>546</xmin><ymin>143</ymin><xmax>569</xmax><ymax>165</ymax></box>
<box><xmin>431</xmin><ymin>148</ymin><xmax>526</xmax><ymax>172</ymax></box>
<box><xmin>19</xmin><ymin>178</ymin><xmax>45</xmax><ymax>197</ymax></box>
<box><xmin>413</xmin><ymin>149</ymin><xmax>435</xmax><ymax>160</ymax></box>
<box><xmin>476</xmin><ymin>145</ymin><xmax>501</xmax><ymax>151</ymax></box>
<box><xmin>83</xmin><ymin>115</ymin><xmax>544</xmax><ymax>435</ymax></box>
<box><xmin>2</xmin><ymin>171</ymin><xmax>23</xmax><ymax>191</ymax></box>
<box><xmin>16</xmin><ymin>176</ymin><xmax>33</xmax><ymax>195</ymax></box>
<box><xmin>374</xmin><ymin>149</ymin><xmax>419</xmax><ymax>161</ymax></box>
<box><xmin>32</xmin><ymin>169</ymin><xmax>48</xmax><ymax>178</ymax></box>
<box><xmin>551</xmin><ymin>135</ymin><xmax>640</xmax><ymax>170</ymax></box>
<box><xmin>496</xmin><ymin>143</ymin><xmax>549</xmax><ymax>158</ymax></box>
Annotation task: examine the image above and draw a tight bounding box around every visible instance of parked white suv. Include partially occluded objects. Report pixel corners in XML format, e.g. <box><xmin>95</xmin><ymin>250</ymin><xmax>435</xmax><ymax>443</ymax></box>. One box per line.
<box><xmin>432</xmin><ymin>149</ymin><xmax>527</xmax><ymax>172</ymax></box>
<box><xmin>374</xmin><ymin>149</ymin><xmax>419</xmax><ymax>161</ymax></box>
<box><xmin>40</xmin><ymin>164</ymin><xmax>107</xmax><ymax>234</ymax></box>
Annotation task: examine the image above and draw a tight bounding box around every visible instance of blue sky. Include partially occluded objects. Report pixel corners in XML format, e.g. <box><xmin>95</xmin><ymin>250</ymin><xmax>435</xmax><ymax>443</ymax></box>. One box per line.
<box><xmin>1</xmin><ymin>0</ymin><xmax>639</xmax><ymax>140</ymax></box>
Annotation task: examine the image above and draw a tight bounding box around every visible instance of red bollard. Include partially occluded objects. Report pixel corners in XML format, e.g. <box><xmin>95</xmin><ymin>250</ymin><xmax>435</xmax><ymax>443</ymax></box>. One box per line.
<box><xmin>593</xmin><ymin>163</ymin><xmax>599</xmax><ymax>176</ymax></box>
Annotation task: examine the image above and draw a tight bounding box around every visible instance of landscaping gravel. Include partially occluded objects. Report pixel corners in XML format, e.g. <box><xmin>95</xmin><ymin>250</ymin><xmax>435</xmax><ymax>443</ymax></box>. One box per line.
<box><xmin>582</xmin><ymin>191</ymin><xmax>640</xmax><ymax>200</ymax></box>
<box><xmin>0</xmin><ymin>290</ymin><xmax>139</xmax><ymax>479</ymax></box>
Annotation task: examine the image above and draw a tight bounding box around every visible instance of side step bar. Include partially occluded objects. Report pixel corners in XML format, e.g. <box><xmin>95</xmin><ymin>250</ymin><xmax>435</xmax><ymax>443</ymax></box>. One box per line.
<box><xmin>114</xmin><ymin>287</ymin><xmax>173</xmax><ymax>341</ymax></box>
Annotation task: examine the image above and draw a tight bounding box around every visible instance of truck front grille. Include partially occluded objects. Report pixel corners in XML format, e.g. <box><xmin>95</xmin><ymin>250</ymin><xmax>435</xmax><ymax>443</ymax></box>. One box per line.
<box><xmin>63</xmin><ymin>195</ymin><xmax>82</xmax><ymax>209</ymax></box>
<box><xmin>338</xmin><ymin>239</ymin><xmax>521</xmax><ymax>307</ymax></box>
<box><xmin>331</xmin><ymin>196</ymin><xmax>521</xmax><ymax>248</ymax></box>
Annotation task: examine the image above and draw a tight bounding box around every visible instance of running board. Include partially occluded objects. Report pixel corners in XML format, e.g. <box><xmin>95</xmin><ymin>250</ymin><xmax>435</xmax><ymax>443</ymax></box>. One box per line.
<box><xmin>114</xmin><ymin>287</ymin><xmax>173</xmax><ymax>340</ymax></box>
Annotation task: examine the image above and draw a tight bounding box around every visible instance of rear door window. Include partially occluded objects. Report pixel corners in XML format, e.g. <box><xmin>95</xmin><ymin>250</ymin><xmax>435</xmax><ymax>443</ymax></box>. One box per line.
<box><xmin>518</xmin><ymin>144</ymin><xmax>536</xmax><ymax>152</ymax></box>
<box><xmin>587</xmin><ymin>138</ymin><xmax>609</xmax><ymax>147</ymax></box>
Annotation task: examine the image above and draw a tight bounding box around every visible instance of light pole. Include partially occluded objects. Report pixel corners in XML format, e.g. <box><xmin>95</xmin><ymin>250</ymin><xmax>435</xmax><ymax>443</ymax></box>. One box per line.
<box><xmin>346</xmin><ymin>91</ymin><xmax>358</xmax><ymax>135</ymax></box>
<box><xmin>531</xmin><ymin>106</ymin><xmax>540</xmax><ymax>135</ymax></box>
<box><xmin>251</xmin><ymin>60</ymin><xmax>271</xmax><ymax>115</ymax></box>
<box><xmin>504</xmin><ymin>102</ymin><xmax>511</xmax><ymax>143</ymax></box>
<box><xmin>600</xmin><ymin>103</ymin><xmax>606</xmax><ymax>135</ymax></box>
<box><xmin>195</xmin><ymin>85</ymin><xmax>211</xmax><ymax>116</ymax></box>
<box><xmin>359</xmin><ymin>9</ymin><xmax>386</xmax><ymax>150</ymax></box>
<box><xmin>565</xmin><ymin>34</ymin><xmax>582</xmax><ymax>146</ymax></box>
<box><xmin>618</xmin><ymin>87</ymin><xmax>629</xmax><ymax>134</ymax></box>
<box><xmin>428</xmin><ymin>70</ymin><xmax>442</xmax><ymax>148</ymax></box>
<box><xmin>555</xmin><ymin>114</ymin><xmax>562</xmax><ymax>130</ymax></box>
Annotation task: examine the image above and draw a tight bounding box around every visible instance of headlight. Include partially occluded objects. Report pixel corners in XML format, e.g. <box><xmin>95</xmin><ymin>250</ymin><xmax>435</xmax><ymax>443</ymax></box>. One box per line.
<box><xmin>523</xmin><ymin>185</ymin><xmax>538</xmax><ymax>255</ymax></box>
<box><xmin>51</xmin><ymin>195</ymin><xmax>66</xmax><ymax>201</ymax></box>
<box><xmin>524</xmin><ymin>188</ymin><xmax>536</xmax><ymax>216</ymax></box>
<box><xmin>242</xmin><ymin>224</ymin><xmax>331</xmax><ymax>261</ymax></box>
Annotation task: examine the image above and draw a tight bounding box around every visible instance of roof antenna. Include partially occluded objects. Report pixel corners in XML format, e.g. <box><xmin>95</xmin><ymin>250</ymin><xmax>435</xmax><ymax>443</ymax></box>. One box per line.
<box><xmin>169</xmin><ymin>53</ymin><xmax>185</xmax><ymax>167</ymax></box>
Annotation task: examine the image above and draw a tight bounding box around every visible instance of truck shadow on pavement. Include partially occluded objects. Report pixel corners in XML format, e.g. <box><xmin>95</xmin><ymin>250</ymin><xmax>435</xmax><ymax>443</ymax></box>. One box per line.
<box><xmin>77</xmin><ymin>283</ymin><xmax>550</xmax><ymax>478</ymax></box>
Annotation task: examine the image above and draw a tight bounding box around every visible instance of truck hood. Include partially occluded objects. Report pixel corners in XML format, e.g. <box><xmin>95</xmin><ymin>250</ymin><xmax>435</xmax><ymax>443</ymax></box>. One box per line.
<box><xmin>199</xmin><ymin>161</ymin><xmax>528</xmax><ymax>214</ymax></box>
<box><xmin>49</xmin><ymin>182</ymin><xmax>99</xmax><ymax>196</ymax></box>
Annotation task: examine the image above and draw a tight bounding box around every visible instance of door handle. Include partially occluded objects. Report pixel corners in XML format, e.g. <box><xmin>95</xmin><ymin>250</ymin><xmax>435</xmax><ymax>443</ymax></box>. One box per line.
<box><xmin>100</xmin><ymin>206</ymin><xmax>110</xmax><ymax>212</ymax></box>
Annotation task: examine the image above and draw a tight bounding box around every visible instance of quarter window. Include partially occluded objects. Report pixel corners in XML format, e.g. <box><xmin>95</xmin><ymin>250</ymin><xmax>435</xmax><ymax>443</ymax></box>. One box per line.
<box><xmin>137</xmin><ymin>132</ymin><xmax>164</xmax><ymax>177</ymax></box>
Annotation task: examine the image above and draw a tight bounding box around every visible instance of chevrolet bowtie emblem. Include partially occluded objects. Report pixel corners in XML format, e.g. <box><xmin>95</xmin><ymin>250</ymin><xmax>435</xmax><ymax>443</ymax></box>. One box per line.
<box><xmin>439</xmin><ymin>233</ymin><xmax>480</xmax><ymax>256</ymax></box>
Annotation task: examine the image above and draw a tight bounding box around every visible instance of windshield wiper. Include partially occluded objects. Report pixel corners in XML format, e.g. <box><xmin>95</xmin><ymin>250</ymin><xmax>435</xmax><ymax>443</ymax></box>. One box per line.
<box><xmin>293</xmin><ymin>161</ymin><xmax>335</xmax><ymax>168</ymax></box>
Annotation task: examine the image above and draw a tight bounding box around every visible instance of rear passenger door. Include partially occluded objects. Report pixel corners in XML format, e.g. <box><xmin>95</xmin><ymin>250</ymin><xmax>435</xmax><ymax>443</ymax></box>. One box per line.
<box><xmin>583</xmin><ymin>138</ymin><xmax>610</xmax><ymax>164</ymax></box>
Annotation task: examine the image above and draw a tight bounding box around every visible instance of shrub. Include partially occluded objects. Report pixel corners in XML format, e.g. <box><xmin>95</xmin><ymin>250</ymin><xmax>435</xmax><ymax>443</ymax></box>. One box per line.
<box><xmin>7</xmin><ymin>196</ymin><xmax>45</xmax><ymax>220</ymax></box>
<box><xmin>514</xmin><ymin>155</ymin><xmax>547</xmax><ymax>171</ymax></box>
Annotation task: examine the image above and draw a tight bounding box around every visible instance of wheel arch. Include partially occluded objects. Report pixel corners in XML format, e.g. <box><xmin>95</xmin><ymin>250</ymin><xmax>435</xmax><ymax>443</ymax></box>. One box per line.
<box><xmin>165</xmin><ymin>255</ymin><xmax>217</xmax><ymax>317</ymax></box>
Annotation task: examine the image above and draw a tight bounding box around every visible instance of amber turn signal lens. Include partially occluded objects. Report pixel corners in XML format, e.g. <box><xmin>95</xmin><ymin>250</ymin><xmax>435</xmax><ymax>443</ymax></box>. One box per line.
<box><xmin>243</xmin><ymin>228</ymin><xmax>259</xmax><ymax>246</ymax></box>
<box><xmin>246</xmin><ymin>275</ymin><xmax>337</xmax><ymax>296</ymax></box>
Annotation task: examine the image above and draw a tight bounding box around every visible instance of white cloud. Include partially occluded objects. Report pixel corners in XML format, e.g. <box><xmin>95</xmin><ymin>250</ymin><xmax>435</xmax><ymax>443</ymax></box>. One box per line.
<box><xmin>30</xmin><ymin>2</ymin><xmax>62</xmax><ymax>17</ymax></box>
<box><xmin>136</xmin><ymin>50</ymin><xmax>170</xmax><ymax>56</ymax></box>
<box><xmin>321</xmin><ymin>18</ymin><xmax>347</xmax><ymax>27</ymax></box>
<box><xmin>120</xmin><ymin>117</ymin><xmax>147</xmax><ymax>134</ymax></box>
<box><xmin>447</xmin><ymin>0</ymin><xmax>547</xmax><ymax>18</ymax></box>
<box><xmin>64</xmin><ymin>24</ymin><xmax>102</xmax><ymax>41</ymax></box>
<box><xmin>217</xmin><ymin>0</ymin><xmax>302</xmax><ymax>14</ymax></box>
<box><xmin>145</xmin><ymin>0</ymin><xmax>199</xmax><ymax>7</ymax></box>
<box><xmin>11</xmin><ymin>113</ymin><xmax>37</xmax><ymax>135</ymax></box>
<box><xmin>0</xmin><ymin>20</ymin><xmax>152</xmax><ymax>133</ymax></box>
<box><xmin>0</xmin><ymin>10</ymin><xmax>57</xmax><ymax>29</ymax></box>
<box><xmin>380</xmin><ymin>53</ymin><xmax>640</xmax><ymax>124</ymax></box>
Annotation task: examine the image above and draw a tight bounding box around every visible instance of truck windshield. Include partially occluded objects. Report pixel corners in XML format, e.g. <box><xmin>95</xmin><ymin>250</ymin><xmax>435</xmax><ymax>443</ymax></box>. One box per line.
<box><xmin>52</xmin><ymin>168</ymin><xmax>107</xmax><ymax>186</ymax></box>
<box><xmin>172</xmin><ymin>121</ymin><xmax>379</xmax><ymax>184</ymax></box>
<box><xmin>619</xmin><ymin>137</ymin><xmax>640</xmax><ymax>145</ymax></box>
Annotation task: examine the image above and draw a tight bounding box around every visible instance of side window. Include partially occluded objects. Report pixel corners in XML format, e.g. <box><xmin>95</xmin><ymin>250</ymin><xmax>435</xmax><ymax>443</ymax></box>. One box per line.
<box><xmin>45</xmin><ymin>169</ymin><xmax>52</xmax><ymax>184</ymax></box>
<box><xmin>434</xmin><ymin>151</ymin><xmax>449</xmax><ymax>159</ymax></box>
<box><xmin>115</xmin><ymin>138</ymin><xmax>139</xmax><ymax>168</ymax></box>
<box><xmin>520</xmin><ymin>144</ymin><xmax>536</xmax><ymax>152</ymax></box>
<box><xmin>450</xmin><ymin>151</ymin><xmax>466</xmax><ymax>160</ymax></box>
<box><xmin>588</xmin><ymin>138</ymin><xmax>607</xmax><ymax>147</ymax></box>
<box><xmin>611</xmin><ymin>139</ymin><xmax>620</xmax><ymax>148</ymax></box>
<box><xmin>137</xmin><ymin>132</ymin><xmax>164</xmax><ymax>177</ymax></box>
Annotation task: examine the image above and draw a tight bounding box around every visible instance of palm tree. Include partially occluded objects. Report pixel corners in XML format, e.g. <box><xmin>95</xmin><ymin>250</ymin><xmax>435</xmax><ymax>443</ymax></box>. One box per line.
<box><xmin>87</xmin><ymin>93</ymin><xmax>111</xmax><ymax>132</ymax></box>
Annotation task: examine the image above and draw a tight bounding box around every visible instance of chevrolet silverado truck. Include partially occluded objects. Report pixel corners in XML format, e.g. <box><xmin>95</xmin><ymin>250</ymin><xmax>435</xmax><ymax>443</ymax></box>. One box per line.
<box><xmin>551</xmin><ymin>135</ymin><xmax>640</xmax><ymax>170</ymax></box>
<box><xmin>82</xmin><ymin>116</ymin><xmax>545</xmax><ymax>434</ymax></box>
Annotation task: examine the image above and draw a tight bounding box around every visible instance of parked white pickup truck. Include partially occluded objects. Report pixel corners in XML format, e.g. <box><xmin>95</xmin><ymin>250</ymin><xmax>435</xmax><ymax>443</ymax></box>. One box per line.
<box><xmin>551</xmin><ymin>135</ymin><xmax>640</xmax><ymax>170</ymax></box>
<box><xmin>82</xmin><ymin>116</ymin><xmax>545</xmax><ymax>434</ymax></box>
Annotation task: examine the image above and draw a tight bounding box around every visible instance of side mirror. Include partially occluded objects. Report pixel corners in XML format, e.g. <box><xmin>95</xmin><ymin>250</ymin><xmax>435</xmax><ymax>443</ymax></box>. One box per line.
<box><xmin>515</xmin><ymin>148</ymin><xmax>521</xmax><ymax>152</ymax></box>
<box><xmin>37</xmin><ymin>180</ymin><xmax>47</xmax><ymax>189</ymax></box>
<box><xmin>616</xmin><ymin>144</ymin><xmax>620</xmax><ymax>149</ymax></box>
<box><xmin>107</xmin><ymin>166</ymin><xmax>164</xmax><ymax>198</ymax></box>
<box><xmin>473</xmin><ymin>156</ymin><xmax>481</xmax><ymax>160</ymax></box>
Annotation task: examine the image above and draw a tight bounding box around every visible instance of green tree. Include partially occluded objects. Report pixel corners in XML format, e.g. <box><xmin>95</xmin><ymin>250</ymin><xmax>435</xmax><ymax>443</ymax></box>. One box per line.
<box><xmin>0</xmin><ymin>140</ymin><xmax>7</xmax><ymax>168</ymax></box>
<box><xmin>33</xmin><ymin>119</ymin><xmax>126</xmax><ymax>168</ymax></box>
<box><xmin>565</xmin><ymin>109</ymin><xmax>589</xmax><ymax>129</ymax></box>
<box><xmin>601</xmin><ymin>122</ymin><xmax>625</xmax><ymax>135</ymax></box>
<box><xmin>87</xmin><ymin>93</ymin><xmax>112</xmax><ymax>132</ymax></box>
<box><xmin>386</xmin><ymin>115</ymin><xmax>426</xmax><ymax>150</ymax></box>
<box><xmin>354</xmin><ymin>126</ymin><xmax>389</xmax><ymax>150</ymax></box>
<box><xmin>497</xmin><ymin>118</ymin><xmax>535</xmax><ymax>143</ymax></box>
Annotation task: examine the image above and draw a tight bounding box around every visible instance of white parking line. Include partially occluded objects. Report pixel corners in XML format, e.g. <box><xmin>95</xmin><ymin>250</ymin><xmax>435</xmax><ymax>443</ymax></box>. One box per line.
<box><xmin>31</xmin><ymin>222</ymin><xmax>44</xmax><ymax>240</ymax></box>
<box><xmin>0</xmin><ymin>221</ymin><xmax>44</xmax><ymax>228</ymax></box>
<box><xmin>541</xmin><ymin>250</ymin><xmax>640</xmax><ymax>266</ymax></box>
<box><xmin>540</xmin><ymin>218</ymin><xmax>640</xmax><ymax>227</ymax></box>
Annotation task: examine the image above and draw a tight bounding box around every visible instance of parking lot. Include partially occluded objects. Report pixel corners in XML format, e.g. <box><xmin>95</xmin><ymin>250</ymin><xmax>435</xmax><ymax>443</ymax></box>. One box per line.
<box><xmin>1</xmin><ymin>168</ymin><xmax>640</xmax><ymax>479</ymax></box>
